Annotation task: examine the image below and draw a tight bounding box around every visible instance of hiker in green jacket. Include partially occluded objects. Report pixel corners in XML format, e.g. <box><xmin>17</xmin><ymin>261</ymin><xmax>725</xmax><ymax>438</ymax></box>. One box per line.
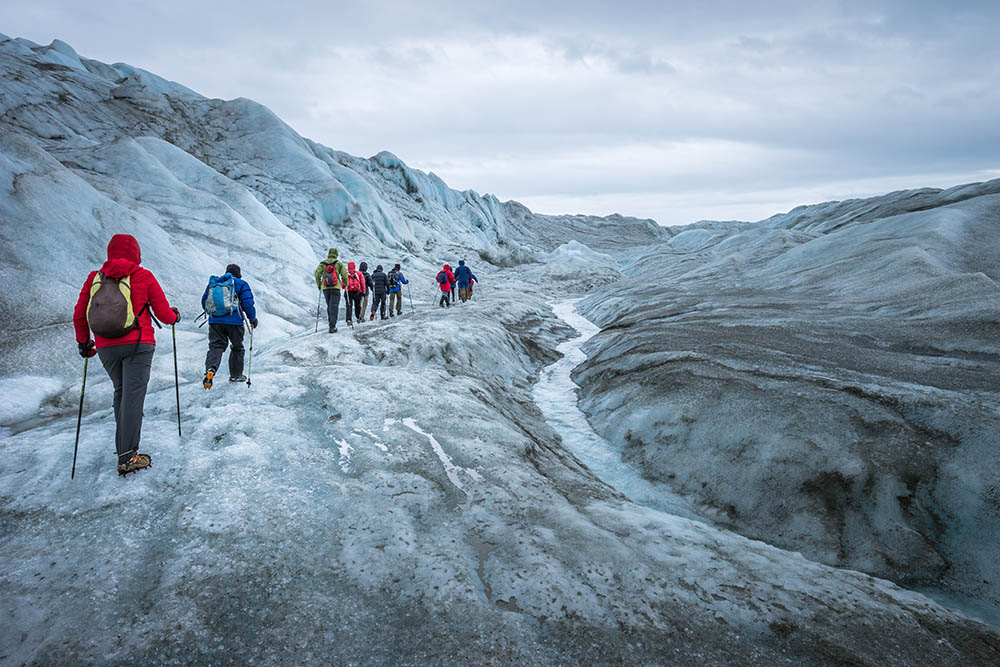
<box><xmin>315</xmin><ymin>248</ymin><xmax>349</xmax><ymax>333</ymax></box>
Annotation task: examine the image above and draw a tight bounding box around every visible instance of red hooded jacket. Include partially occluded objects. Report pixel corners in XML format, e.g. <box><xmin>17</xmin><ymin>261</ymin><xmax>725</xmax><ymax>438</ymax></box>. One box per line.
<box><xmin>346</xmin><ymin>261</ymin><xmax>366</xmax><ymax>293</ymax></box>
<box><xmin>437</xmin><ymin>264</ymin><xmax>456</xmax><ymax>292</ymax></box>
<box><xmin>73</xmin><ymin>234</ymin><xmax>178</xmax><ymax>348</ymax></box>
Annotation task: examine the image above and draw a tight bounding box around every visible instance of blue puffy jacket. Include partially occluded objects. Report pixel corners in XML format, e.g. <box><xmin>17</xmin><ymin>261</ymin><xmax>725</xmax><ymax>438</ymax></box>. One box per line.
<box><xmin>453</xmin><ymin>262</ymin><xmax>474</xmax><ymax>288</ymax></box>
<box><xmin>201</xmin><ymin>274</ymin><xmax>257</xmax><ymax>325</ymax></box>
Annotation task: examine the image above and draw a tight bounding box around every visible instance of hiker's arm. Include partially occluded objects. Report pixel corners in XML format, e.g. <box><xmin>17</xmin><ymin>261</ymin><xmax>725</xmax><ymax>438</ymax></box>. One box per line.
<box><xmin>200</xmin><ymin>284</ymin><xmax>209</xmax><ymax>312</ymax></box>
<box><xmin>314</xmin><ymin>264</ymin><xmax>324</xmax><ymax>288</ymax></box>
<box><xmin>240</xmin><ymin>282</ymin><xmax>257</xmax><ymax>321</ymax></box>
<box><xmin>148</xmin><ymin>274</ymin><xmax>179</xmax><ymax>324</ymax></box>
<box><xmin>73</xmin><ymin>271</ymin><xmax>96</xmax><ymax>343</ymax></box>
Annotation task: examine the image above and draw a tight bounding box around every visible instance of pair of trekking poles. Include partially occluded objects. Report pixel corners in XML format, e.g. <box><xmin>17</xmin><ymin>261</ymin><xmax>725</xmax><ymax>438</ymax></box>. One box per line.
<box><xmin>72</xmin><ymin>315</ymin><xmax>254</xmax><ymax>478</ymax></box>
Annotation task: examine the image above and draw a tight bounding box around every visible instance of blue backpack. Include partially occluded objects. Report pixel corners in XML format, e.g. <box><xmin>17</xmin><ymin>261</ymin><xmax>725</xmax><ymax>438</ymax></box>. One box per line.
<box><xmin>206</xmin><ymin>274</ymin><xmax>240</xmax><ymax>316</ymax></box>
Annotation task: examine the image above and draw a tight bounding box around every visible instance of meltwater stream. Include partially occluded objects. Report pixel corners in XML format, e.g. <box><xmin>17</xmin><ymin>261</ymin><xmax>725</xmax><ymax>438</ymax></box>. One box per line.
<box><xmin>534</xmin><ymin>300</ymin><xmax>700</xmax><ymax>521</ymax></box>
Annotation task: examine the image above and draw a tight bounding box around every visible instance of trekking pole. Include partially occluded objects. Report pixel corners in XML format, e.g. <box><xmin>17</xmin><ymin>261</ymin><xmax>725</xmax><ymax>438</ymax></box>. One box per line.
<box><xmin>71</xmin><ymin>356</ymin><xmax>89</xmax><ymax>479</ymax></box>
<box><xmin>315</xmin><ymin>290</ymin><xmax>321</xmax><ymax>333</ymax></box>
<box><xmin>172</xmin><ymin>324</ymin><xmax>181</xmax><ymax>438</ymax></box>
<box><xmin>243</xmin><ymin>312</ymin><xmax>254</xmax><ymax>387</ymax></box>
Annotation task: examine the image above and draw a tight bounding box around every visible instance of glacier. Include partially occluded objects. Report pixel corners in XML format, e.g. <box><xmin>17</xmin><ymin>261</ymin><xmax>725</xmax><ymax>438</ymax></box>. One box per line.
<box><xmin>1</xmin><ymin>35</ymin><xmax>999</xmax><ymax>665</ymax></box>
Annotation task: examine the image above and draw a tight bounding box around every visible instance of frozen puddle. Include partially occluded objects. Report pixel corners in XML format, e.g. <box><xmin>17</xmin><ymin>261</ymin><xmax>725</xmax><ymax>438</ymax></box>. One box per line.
<box><xmin>535</xmin><ymin>300</ymin><xmax>701</xmax><ymax>521</ymax></box>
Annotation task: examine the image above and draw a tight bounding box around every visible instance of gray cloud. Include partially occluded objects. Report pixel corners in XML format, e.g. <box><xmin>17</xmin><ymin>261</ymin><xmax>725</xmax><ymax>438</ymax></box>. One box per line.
<box><xmin>2</xmin><ymin>0</ymin><xmax>998</xmax><ymax>224</ymax></box>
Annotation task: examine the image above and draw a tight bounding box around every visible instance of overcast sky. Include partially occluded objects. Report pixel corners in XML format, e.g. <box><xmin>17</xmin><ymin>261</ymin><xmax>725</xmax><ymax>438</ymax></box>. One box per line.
<box><xmin>4</xmin><ymin>0</ymin><xmax>999</xmax><ymax>225</ymax></box>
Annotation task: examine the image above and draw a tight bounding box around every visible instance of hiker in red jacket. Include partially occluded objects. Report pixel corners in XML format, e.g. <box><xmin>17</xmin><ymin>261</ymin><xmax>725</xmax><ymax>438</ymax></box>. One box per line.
<box><xmin>73</xmin><ymin>234</ymin><xmax>180</xmax><ymax>476</ymax></box>
<box><xmin>436</xmin><ymin>263</ymin><xmax>455</xmax><ymax>308</ymax></box>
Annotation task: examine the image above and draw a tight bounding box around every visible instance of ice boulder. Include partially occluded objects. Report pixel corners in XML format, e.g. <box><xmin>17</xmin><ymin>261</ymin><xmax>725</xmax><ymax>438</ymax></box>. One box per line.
<box><xmin>542</xmin><ymin>240</ymin><xmax>620</xmax><ymax>282</ymax></box>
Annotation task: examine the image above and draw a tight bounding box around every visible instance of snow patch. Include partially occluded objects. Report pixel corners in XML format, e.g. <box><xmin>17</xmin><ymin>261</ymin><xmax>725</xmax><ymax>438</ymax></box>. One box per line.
<box><xmin>0</xmin><ymin>376</ymin><xmax>64</xmax><ymax>425</ymax></box>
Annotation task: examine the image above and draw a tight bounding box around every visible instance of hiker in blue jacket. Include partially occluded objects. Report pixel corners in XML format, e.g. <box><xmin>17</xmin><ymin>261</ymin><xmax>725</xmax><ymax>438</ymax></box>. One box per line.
<box><xmin>454</xmin><ymin>260</ymin><xmax>477</xmax><ymax>303</ymax></box>
<box><xmin>201</xmin><ymin>263</ymin><xmax>257</xmax><ymax>388</ymax></box>
<box><xmin>387</xmin><ymin>263</ymin><xmax>409</xmax><ymax>317</ymax></box>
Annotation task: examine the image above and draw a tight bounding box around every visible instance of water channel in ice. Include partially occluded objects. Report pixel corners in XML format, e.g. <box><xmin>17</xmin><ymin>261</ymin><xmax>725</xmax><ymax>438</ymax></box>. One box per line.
<box><xmin>534</xmin><ymin>299</ymin><xmax>701</xmax><ymax>521</ymax></box>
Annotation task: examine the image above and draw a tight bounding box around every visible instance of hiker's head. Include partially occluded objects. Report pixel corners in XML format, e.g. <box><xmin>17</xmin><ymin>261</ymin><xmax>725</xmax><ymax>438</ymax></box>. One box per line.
<box><xmin>459</xmin><ymin>260</ymin><xmax>465</xmax><ymax>266</ymax></box>
<box><xmin>348</xmin><ymin>261</ymin><xmax>356</xmax><ymax>271</ymax></box>
<box><xmin>393</xmin><ymin>263</ymin><xmax>401</xmax><ymax>271</ymax></box>
<box><xmin>328</xmin><ymin>248</ymin><xmax>338</xmax><ymax>259</ymax></box>
<box><xmin>107</xmin><ymin>234</ymin><xmax>140</xmax><ymax>264</ymax></box>
<box><xmin>376</xmin><ymin>264</ymin><xmax>383</xmax><ymax>272</ymax></box>
<box><xmin>359</xmin><ymin>262</ymin><xmax>368</xmax><ymax>272</ymax></box>
<box><xmin>226</xmin><ymin>263</ymin><xmax>242</xmax><ymax>278</ymax></box>
<box><xmin>444</xmin><ymin>264</ymin><xmax>451</xmax><ymax>271</ymax></box>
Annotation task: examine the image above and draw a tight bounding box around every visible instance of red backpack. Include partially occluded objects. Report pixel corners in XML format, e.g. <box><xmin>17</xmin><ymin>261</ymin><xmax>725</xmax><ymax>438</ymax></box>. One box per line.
<box><xmin>347</xmin><ymin>270</ymin><xmax>361</xmax><ymax>292</ymax></box>
<box><xmin>323</xmin><ymin>263</ymin><xmax>340</xmax><ymax>288</ymax></box>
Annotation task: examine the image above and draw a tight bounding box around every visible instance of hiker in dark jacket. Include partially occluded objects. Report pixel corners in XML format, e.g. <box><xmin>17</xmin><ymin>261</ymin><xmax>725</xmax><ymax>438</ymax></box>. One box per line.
<box><xmin>387</xmin><ymin>263</ymin><xmax>409</xmax><ymax>317</ymax></box>
<box><xmin>201</xmin><ymin>263</ymin><xmax>257</xmax><ymax>388</ymax></box>
<box><xmin>369</xmin><ymin>264</ymin><xmax>390</xmax><ymax>320</ymax></box>
<box><xmin>453</xmin><ymin>260</ymin><xmax>477</xmax><ymax>303</ymax></box>
<box><xmin>359</xmin><ymin>261</ymin><xmax>373</xmax><ymax>323</ymax></box>
<box><xmin>315</xmin><ymin>248</ymin><xmax>348</xmax><ymax>333</ymax></box>
<box><xmin>73</xmin><ymin>233</ymin><xmax>180</xmax><ymax>476</ymax></box>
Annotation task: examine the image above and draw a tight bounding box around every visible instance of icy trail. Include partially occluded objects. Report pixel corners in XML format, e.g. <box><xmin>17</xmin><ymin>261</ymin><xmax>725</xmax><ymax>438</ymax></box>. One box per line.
<box><xmin>533</xmin><ymin>300</ymin><xmax>699</xmax><ymax>520</ymax></box>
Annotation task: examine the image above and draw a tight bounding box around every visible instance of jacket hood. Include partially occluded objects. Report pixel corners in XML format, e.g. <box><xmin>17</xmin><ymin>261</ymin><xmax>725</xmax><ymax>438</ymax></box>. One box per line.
<box><xmin>347</xmin><ymin>261</ymin><xmax>356</xmax><ymax>271</ymax></box>
<box><xmin>101</xmin><ymin>234</ymin><xmax>141</xmax><ymax>278</ymax></box>
<box><xmin>458</xmin><ymin>260</ymin><xmax>465</xmax><ymax>266</ymax></box>
<box><xmin>393</xmin><ymin>263</ymin><xmax>401</xmax><ymax>270</ymax></box>
<box><xmin>359</xmin><ymin>262</ymin><xmax>368</xmax><ymax>272</ymax></box>
<box><xmin>375</xmin><ymin>265</ymin><xmax>383</xmax><ymax>272</ymax></box>
<box><xmin>327</xmin><ymin>248</ymin><xmax>339</xmax><ymax>260</ymax></box>
<box><xmin>443</xmin><ymin>264</ymin><xmax>451</xmax><ymax>271</ymax></box>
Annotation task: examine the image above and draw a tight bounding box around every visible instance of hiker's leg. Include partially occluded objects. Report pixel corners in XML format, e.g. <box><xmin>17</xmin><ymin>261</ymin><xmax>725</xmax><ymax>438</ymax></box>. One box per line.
<box><xmin>325</xmin><ymin>290</ymin><xmax>336</xmax><ymax>327</ymax></box>
<box><xmin>206</xmin><ymin>323</ymin><xmax>228</xmax><ymax>372</ymax></box>
<box><xmin>98</xmin><ymin>346</ymin><xmax>125</xmax><ymax>460</ymax></box>
<box><xmin>228</xmin><ymin>324</ymin><xmax>246</xmax><ymax>378</ymax></box>
<box><xmin>119</xmin><ymin>345</ymin><xmax>154</xmax><ymax>462</ymax></box>
<box><xmin>361</xmin><ymin>293</ymin><xmax>369</xmax><ymax>318</ymax></box>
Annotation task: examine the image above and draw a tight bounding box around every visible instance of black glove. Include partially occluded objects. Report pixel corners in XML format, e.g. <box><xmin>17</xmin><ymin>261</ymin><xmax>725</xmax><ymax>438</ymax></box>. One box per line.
<box><xmin>171</xmin><ymin>307</ymin><xmax>181</xmax><ymax>324</ymax></box>
<box><xmin>78</xmin><ymin>340</ymin><xmax>96</xmax><ymax>358</ymax></box>
<box><xmin>250</xmin><ymin>318</ymin><xmax>259</xmax><ymax>329</ymax></box>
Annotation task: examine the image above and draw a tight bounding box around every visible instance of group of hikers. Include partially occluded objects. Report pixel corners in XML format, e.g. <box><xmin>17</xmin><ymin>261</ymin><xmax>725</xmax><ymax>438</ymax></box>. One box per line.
<box><xmin>315</xmin><ymin>248</ymin><xmax>478</xmax><ymax>332</ymax></box>
<box><xmin>72</xmin><ymin>235</ymin><xmax>480</xmax><ymax>477</ymax></box>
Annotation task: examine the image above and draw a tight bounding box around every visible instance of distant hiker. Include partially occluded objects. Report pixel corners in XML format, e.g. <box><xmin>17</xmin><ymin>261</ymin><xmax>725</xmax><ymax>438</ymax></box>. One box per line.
<box><xmin>436</xmin><ymin>264</ymin><xmax>455</xmax><ymax>308</ymax></box>
<box><xmin>369</xmin><ymin>264</ymin><xmax>390</xmax><ymax>320</ymax></box>
<box><xmin>345</xmin><ymin>261</ymin><xmax>366</xmax><ymax>326</ymax></box>
<box><xmin>449</xmin><ymin>263</ymin><xmax>457</xmax><ymax>302</ymax></box>
<box><xmin>359</xmin><ymin>261</ymin><xmax>373</xmax><ymax>321</ymax></box>
<box><xmin>453</xmin><ymin>260</ymin><xmax>477</xmax><ymax>302</ymax></box>
<box><xmin>387</xmin><ymin>263</ymin><xmax>409</xmax><ymax>317</ymax></box>
<box><xmin>201</xmin><ymin>263</ymin><xmax>257</xmax><ymax>388</ymax></box>
<box><xmin>315</xmin><ymin>248</ymin><xmax>348</xmax><ymax>333</ymax></box>
<box><xmin>73</xmin><ymin>233</ymin><xmax>180</xmax><ymax>476</ymax></box>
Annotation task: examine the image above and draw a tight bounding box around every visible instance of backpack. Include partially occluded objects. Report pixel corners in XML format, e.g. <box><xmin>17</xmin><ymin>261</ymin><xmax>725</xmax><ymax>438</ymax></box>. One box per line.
<box><xmin>437</xmin><ymin>271</ymin><xmax>447</xmax><ymax>284</ymax></box>
<box><xmin>347</xmin><ymin>270</ymin><xmax>361</xmax><ymax>292</ymax></box>
<box><xmin>323</xmin><ymin>263</ymin><xmax>340</xmax><ymax>288</ymax></box>
<box><xmin>204</xmin><ymin>274</ymin><xmax>240</xmax><ymax>317</ymax></box>
<box><xmin>87</xmin><ymin>271</ymin><xmax>145</xmax><ymax>338</ymax></box>
<box><xmin>388</xmin><ymin>270</ymin><xmax>399</xmax><ymax>289</ymax></box>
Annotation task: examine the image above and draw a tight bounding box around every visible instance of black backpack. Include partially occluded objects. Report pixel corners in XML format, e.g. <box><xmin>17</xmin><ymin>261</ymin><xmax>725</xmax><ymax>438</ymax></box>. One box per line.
<box><xmin>388</xmin><ymin>270</ymin><xmax>399</xmax><ymax>289</ymax></box>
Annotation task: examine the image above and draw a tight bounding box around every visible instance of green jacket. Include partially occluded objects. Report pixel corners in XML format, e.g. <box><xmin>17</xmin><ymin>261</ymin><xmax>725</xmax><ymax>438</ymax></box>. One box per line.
<box><xmin>315</xmin><ymin>248</ymin><xmax>349</xmax><ymax>291</ymax></box>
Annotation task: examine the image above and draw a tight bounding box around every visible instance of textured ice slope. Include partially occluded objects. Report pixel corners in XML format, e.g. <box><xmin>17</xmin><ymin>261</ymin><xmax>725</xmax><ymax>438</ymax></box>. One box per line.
<box><xmin>576</xmin><ymin>182</ymin><xmax>1000</xmax><ymax>623</ymax></box>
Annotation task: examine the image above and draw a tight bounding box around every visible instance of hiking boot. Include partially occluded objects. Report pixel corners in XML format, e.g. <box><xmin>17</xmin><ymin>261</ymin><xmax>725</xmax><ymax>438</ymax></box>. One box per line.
<box><xmin>329</xmin><ymin>325</ymin><xmax>337</xmax><ymax>333</ymax></box>
<box><xmin>203</xmin><ymin>369</ymin><xmax>215</xmax><ymax>389</ymax></box>
<box><xmin>118</xmin><ymin>453</ymin><xmax>151</xmax><ymax>476</ymax></box>
<box><xmin>229</xmin><ymin>375</ymin><xmax>248</xmax><ymax>383</ymax></box>
<box><xmin>369</xmin><ymin>312</ymin><xmax>375</xmax><ymax>321</ymax></box>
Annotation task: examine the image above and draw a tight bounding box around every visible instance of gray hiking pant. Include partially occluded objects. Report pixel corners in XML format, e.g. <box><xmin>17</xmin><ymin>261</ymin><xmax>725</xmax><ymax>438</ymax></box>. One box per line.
<box><xmin>324</xmin><ymin>289</ymin><xmax>342</xmax><ymax>328</ymax></box>
<box><xmin>206</xmin><ymin>323</ymin><xmax>245</xmax><ymax>378</ymax></box>
<box><xmin>98</xmin><ymin>343</ymin><xmax>155</xmax><ymax>465</ymax></box>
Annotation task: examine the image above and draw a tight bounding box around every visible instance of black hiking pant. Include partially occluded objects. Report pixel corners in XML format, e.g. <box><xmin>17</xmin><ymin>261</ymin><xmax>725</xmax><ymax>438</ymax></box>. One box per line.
<box><xmin>347</xmin><ymin>291</ymin><xmax>363</xmax><ymax>323</ymax></box>
<box><xmin>439</xmin><ymin>292</ymin><xmax>450</xmax><ymax>307</ymax></box>
<box><xmin>98</xmin><ymin>343</ymin><xmax>155</xmax><ymax>465</ymax></box>
<box><xmin>206</xmin><ymin>323</ymin><xmax>245</xmax><ymax>378</ymax></box>
<box><xmin>371</xmin><ymin>292</ymin><xmax>387</xmax><ymax>319</ymax></box>
<box><xmin>324</xmin><ymin>289</ymin><xmax>342</xmax><ymax>329</ymax></box>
